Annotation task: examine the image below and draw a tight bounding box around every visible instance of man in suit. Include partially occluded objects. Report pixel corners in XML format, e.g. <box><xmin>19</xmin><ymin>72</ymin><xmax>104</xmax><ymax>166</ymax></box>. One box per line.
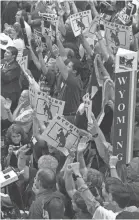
<box><xmin>1</xmin><ymin>46</ymin><xmax>21</xmax><ymax>112</ymax></box>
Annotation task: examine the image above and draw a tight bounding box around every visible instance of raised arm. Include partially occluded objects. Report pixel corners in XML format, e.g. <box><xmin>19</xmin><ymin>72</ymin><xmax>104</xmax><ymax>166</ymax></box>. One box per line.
<box><xmin>69</xmin><ymin>1</ymin><xmax>78</xmax><ymax>14</ymax></box>
<box><xmin>77</xmin><ymin>137</ymin><xmax>88</xmax><ymax>178</ymax></box>
<box><xmin>109</xmin><ymin>156</ymin><xmax>121</xmax><ymax>180</ymax></box>
<box><xmin>79</xmin><ymin>34</ymin><xmax>93</xmax><ymax>57</ymax></box>
<box><xmin>71</xmin><ymin>164</ymin><xmax>100</xmax><ymax>216</ymax></box>
<box><xmin>27</xmin><ymin>43</ymin><xmax>41</xmax><ymax>70</ymax></box>
<box><xmin>89</xmin><ymin>113</ymin><xmax>111</xmax><ymax>165</ymax></box>
<box><xmin>95</xmin><ymin>26</ymin><xmax>110</xmax><ymax>62</ymax></box>
<box><xmin>89</xmin><ymin>0</ymin><xmax>99</xmax><ymax>18</ymax></box>
<box><xmin>65</xmin><ymin>165</ymin><xmax>76</xmax><ymax>199</ymax></box>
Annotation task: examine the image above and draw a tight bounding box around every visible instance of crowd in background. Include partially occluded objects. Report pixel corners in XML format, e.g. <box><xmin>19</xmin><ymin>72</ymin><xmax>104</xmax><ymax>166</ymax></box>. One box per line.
<box><xmin>0</xmin><ymin>0</ymin><xmax>139</xmax><ymax>219</ymax></box>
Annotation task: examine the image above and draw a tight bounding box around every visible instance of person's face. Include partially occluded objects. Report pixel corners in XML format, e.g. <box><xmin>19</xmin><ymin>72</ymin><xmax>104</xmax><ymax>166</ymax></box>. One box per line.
<box><xmin>48</xmin><ymin>63</ymin><xmax>56</xmax><ymax>74</ymax></box>
<box><xmin>15</xmin><ymin>11</ymin><xmax>22</xmax><ymax>23</ymax></box>
<box><xmin>4</xmin><ymin>49</ymin><xmax>13</xmax><ymax>61</ymax></box>
<box><xmin>9</xmin><ymin>28</ymin><xmax>17</xmax><ymax>39</ymax></box>
<box><xmin>11</xmin><ymin>133</ymin><xmax>21</xmax><ymax>145</ymax></box>
<box><xmin>67</xmin><ymin>61</ymin><xmax>75</xmax><ymax>75</ymax></box>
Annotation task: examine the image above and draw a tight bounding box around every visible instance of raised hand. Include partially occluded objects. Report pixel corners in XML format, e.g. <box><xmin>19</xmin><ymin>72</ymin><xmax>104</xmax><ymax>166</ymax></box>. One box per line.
<box><xmin>4</xmin><ymin>98</ymin><xmax>12</xmax><ymax>110</ymax></box>
<box><xmin>109</xmin><ymin>155</ymin><xmax>118</xmax><ymax>167</ymax></box>
<box><xmin>78</xmin><ymin>136</ymin><xmax>88</xmax><ymax>153</ymax></box>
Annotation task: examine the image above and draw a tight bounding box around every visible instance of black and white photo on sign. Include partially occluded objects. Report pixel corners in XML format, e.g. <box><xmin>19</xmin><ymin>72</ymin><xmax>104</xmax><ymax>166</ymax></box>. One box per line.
<box><xmin>35</xmin><ymin>91</ymin><xmax>65</xmax><ymax>122</ymax></box>
<box><xmin>41</xmin><ymin>115</ymin><xmax>79</xmax><ymax>156</ymax></box>
<box><xmin>115</xmin><ymin>48</ymin><xmax>138</xmax><ymax>73</ymax></box>
<box><xmin>84</xmin><ymin>100</ymin><xmax>92</xmax><ymax>123</ymax></box>
<box><xmin>70</xmin><ymin>10</ymin><xmax>92</xmax><ymax>37</ymax></box>
<box><xmin>104</xmin><ymin>22</ymin><xmax>131</xmax><ymax>56</ymax></box>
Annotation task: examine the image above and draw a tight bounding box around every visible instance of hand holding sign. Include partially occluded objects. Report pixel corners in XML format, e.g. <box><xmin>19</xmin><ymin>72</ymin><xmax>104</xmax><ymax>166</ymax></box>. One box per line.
<box><xmin>52</xmin><ymin>44</ymin><xmax>60</xmax><ymax>57</ymax></box>
<box><xmin>78</xmin><ymin>136</ymin><xmax>88</xmax><ymax>153</ymax></box>
<box><xmin>109</xmin><ymin>155</ymin><xmax>119</xmax><ymax>167</ymax></box>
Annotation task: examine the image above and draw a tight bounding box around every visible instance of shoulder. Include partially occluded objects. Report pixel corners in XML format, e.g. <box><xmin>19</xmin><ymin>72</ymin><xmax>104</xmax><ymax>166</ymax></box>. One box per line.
<box><xmin>93</xmin><ymin>206</ymin><xmax>116</xmax><ymax>219</ymax></box>
<box><xmin>66</xmin><ymin>73</ymin><xmax>82</xmax><ymax>88</ymax></box>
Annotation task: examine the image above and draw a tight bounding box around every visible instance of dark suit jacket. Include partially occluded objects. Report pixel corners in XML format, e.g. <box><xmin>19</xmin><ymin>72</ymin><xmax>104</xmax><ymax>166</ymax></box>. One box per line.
<box><xmin>1</xmin><ymin>59</ymin><xmax>21</xmax><ymax>101</ymax></box>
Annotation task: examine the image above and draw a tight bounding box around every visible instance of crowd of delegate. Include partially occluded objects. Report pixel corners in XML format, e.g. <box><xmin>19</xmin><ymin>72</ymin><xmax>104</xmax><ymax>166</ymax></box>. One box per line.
<box><xmin>0</xmin><ymin>0</ymin><xmax>139</xmax><ymax>219</ymax></box>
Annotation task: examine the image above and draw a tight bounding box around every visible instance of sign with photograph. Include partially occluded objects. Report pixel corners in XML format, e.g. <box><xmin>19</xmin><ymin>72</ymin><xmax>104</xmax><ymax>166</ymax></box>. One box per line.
<box><xmin>70</xmin><ymin>10</ymin><xmax>92</xmax><ymax>37</ymax></box>
<box><xmin>35</xmin><ymin>91</ymin><xmax>65</xmax><ymax>122</ymax></box>
<box><xmin>115</xmin><ymin>48</ymin><xmax>138</xmax><ymax>73</ymax></box>
<box><xmin>41</xmin><ymin>115</ymin><xmax>80</xmax><ymax>156</ymax></box>
<box><xmin>103</xmin><ymin>21</ymin><xmax>132</xmax><ymax>55</ymax></box>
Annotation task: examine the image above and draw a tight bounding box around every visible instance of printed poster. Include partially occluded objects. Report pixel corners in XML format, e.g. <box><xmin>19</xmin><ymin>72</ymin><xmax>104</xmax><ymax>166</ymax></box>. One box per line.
<box><xmin>18</xmin><ymin>55</ymin><xmax>28</xmax><ymax>71</ymax></box>
<box><xmin>38</xmin><ymin>11</ymin><xmax>58</xmax><ymax>23</ymax></box>
<box><xmin>70</xmin><ymin>10</ymin><xmax>92</xmax><ymax>37</ymax></box>
<box><xmin>115</xmin><ymin>48</ymin><xmax>138</xmax><ymax>73</ymax></box>
<box><xmin>103</xmin><ymin>21</ymin><xmax>132</xmax><ymax>56</ymax></box>
<box><xmin>35</xmin><ymin>91</ymin><xmax>65</xmax><ymax>122</ymax></box>
<box><xmin>41</xmin><ymin>115</ymin><xmax>80</xmax><ymax>156</ymax></box>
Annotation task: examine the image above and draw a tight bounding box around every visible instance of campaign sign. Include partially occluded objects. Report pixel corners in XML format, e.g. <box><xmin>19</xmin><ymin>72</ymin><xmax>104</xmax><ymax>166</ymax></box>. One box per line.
<box><xmin>35</xmin><ymin>91</ymin><xmax>65</xmax><ymax>122</ymax></box>
<box><xmin>70</xmin><ymin>10</ymin><xmax>92</xmax><ymax>37</ymax></box>
<box><xmin>41</xmin><ymin>115</ymin><xmax>80</xmax><ymax>156</ymax></box>
<box><xmin>115</xmin><ymin>48</ymin><xmax>138</xmax><ymax>73</ymax></box>
<box><xmin>103</xmin><ymin>21</ymin><xmax>132</xmax><ymax>55</ymax></box>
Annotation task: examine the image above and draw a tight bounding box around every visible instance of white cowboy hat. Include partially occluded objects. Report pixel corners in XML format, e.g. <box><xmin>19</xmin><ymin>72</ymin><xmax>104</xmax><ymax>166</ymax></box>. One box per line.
<box><xmin>0</xmin><ymin>33</ymin><xmax>14</xmax><ymax>50</ymax></box>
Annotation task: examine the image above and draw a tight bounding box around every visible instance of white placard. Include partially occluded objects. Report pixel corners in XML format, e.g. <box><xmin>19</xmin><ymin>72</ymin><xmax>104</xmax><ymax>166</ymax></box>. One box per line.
<box><xmin>132</xmin><ymin>0</ymin><xmax>139</xmax><ymax>7</ymax></box>
<box><xmin>0</xmin><ymin>168</ymin><xmax>18</xmax><ymax>188</ymax></box>
<box><xmin>103</xmin><ymin>21</ymin><xmax>132</xmax><ymax>56</ymax></box>
<box><xmin>35</xmin><ymin>91</ymin><xmax>65</xmax><ymax>122</ymax></box>
<box><xmin>18</xmin><ymin>55</ymin><xmax>28</xmax><ymax>71</ymax></box>
<box><xmin>91</xmin><ymin>86</ymin><xmax>98</xmax><ymax>99</ymax></box>
<box><xmin>118</xmin><ymin>7</ymin><xmax>130</xmax><ymax>25</ymax></box>
<box><xmin>70</xmin><ymin>10</ymin><xmax>92</xmax><ymax>37</ymax></box>
<box><xmin>84</xmin><ymin>99</ymin><xmax>92</xmax><ymax>123</ymax></box>
<box><xmin>38</xmin><ymin>11</ymin><xmax>58</xmax><ymax>22</ymax></box>
<box><xmin>41</xmin><ymin>115</ymin><xmax>80</xmax><ymax>156</ymax></box>
<box><xmin>115</xmin><ymin>48</ymin><xmax>138</xmax><ymax>73</ymax></box>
